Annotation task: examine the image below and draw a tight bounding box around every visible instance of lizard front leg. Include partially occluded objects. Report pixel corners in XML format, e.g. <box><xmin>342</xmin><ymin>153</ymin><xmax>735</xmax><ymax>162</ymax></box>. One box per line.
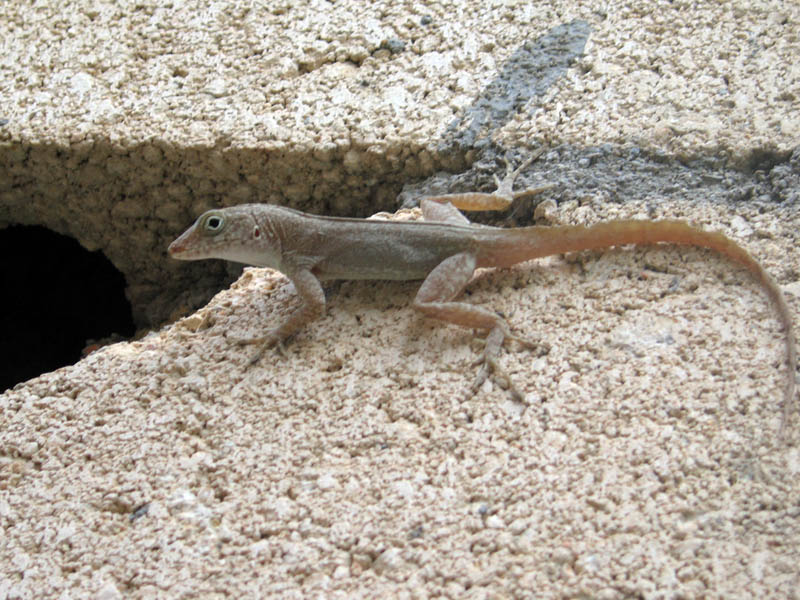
<box><xmin>234</xmin><ymin>268</ymin><xmax>326</xmax><ymax>365</ymax></box>
<box><xmin>412</xmin><ymin>252</ymin><xmax>544</xmax><ymax>400</ymax></box>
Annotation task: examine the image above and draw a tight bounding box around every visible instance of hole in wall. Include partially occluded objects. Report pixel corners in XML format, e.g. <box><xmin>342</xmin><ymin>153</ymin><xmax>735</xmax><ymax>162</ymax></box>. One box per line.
<box><xmin>0</xmin><ymin>225</ymin><xmax>136</xmax><ymax>392</ymax></box>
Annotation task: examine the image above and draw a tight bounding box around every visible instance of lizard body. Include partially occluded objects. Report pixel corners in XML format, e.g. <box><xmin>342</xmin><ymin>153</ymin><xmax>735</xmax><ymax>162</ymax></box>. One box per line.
<box><xmin>169</xmin><ymin>160</ymin><xmax>796</xmax><ymax>435</ymax></box>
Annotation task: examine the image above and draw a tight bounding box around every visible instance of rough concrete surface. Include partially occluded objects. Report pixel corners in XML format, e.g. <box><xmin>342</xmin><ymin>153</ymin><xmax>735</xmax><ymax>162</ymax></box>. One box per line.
<box><xmin>1</xmin><ymin>0</ymin><xmax>800</xmax><ymax>598</ymax></box>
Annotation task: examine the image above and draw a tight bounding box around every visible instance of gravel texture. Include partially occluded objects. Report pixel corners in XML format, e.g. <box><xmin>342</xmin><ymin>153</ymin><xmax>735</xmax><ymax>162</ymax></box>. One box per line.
<box><xmin>2</xmin><ymin>194</ymin><xmax>798</xmax><ymax>598</ymax></box>
<box><xmin>1</xmin><ymin>0</ymin><xmax>799</xmax><ymax>598</ymax></box>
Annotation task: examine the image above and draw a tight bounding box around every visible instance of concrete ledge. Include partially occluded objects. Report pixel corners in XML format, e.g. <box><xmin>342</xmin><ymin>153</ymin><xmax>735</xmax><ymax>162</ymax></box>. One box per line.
<box><xmin>1</xmin><ymin>1</ymin><xmax>799</xmax><ymax>598</ymax></box>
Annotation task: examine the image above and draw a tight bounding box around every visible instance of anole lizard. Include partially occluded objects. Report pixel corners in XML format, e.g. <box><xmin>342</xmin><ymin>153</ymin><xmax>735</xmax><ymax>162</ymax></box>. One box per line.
<box><xmin>169</xmin><ymin>156</ymin><xmax>796</xmax><ymax>435</ymax></box>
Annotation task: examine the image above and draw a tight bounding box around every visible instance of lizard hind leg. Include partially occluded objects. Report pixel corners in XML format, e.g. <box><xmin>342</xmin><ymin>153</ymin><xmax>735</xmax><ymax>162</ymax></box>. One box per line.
<box><xmin>413</xmin><ymin>251</ymin><xmax>546</xmax><ymax>401</ymax></box>
<box><xmin>420</xmin><ymin>148</ymin><xmax>555</xmax><ymax>214</ymax></box>
<box><xmin>491</xmin><ymin>148</ymin><xmax>554</xmax><ymax>203</ymax></box>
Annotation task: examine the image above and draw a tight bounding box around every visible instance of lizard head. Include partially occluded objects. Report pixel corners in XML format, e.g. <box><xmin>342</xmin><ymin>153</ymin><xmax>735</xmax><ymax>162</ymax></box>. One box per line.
<box><xmin>168</xmin><ymin>205</ymin><xmax>282</xmax><ymax>268</ymax></box>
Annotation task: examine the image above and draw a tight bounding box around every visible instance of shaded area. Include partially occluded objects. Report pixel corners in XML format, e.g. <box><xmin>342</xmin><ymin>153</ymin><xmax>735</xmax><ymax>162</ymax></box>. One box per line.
<box><xmin>0</xmin><ymin>225</ymin><xmax>136</xmax><ymax>391</ymax></box>
<box><xmin>440</xmin><ymin>20</ymin><xmax>591</xmax><ymax>153</ymax></box>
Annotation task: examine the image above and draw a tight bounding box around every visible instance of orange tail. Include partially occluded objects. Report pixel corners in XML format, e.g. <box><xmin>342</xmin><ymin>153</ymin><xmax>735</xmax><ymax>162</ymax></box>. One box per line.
<box><xmin>481</xmin><ymin>219</ymin><xmax>796</xmax><ymax>437</ymax></box>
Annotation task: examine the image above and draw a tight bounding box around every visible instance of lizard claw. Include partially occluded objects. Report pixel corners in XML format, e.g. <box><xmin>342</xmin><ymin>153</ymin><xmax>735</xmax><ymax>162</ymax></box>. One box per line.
<box><xmin>229</xmin><ymin>329</ymin><xmax>287</xmax><ymax>367</ymax></box>
<box><xmin>467</xmin><ymin>326</ymin><xmax>531</xmax><ymax>402</ymax></box>
<box><xmin>246</xmin><ymin>337</ymin><xmax>287</xmax><ymax>367</ymax></box>
<box><xmin>247</xmin><ymin>348</ymin><xmax>265</xmax><ymax>368</ymax></box>
<box><xmin>491</xmin><ymin>147</ymin><xmax>554</xmax><ymax>201</ymax></box>
<box><xmin>506</xmin><ymin>333</ymin><xmax>551</xmax><ymax>356</ymax></box>
<box><xmin>470</xmin><ymin>353</ymin><xmax>526</xmax><ymax>402</ymax></box>
<box><xmin>468</xmin><ymin>325</ymin><xmax>550</xmax><ymax>402</ymax></box>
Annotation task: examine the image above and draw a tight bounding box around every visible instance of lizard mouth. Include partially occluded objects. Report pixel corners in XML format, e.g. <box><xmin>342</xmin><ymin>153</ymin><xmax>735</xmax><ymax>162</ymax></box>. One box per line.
<box><xmin>167</xmin><ymin>238</ymin><xmax>187</xmax><ymax>257</ymax></box>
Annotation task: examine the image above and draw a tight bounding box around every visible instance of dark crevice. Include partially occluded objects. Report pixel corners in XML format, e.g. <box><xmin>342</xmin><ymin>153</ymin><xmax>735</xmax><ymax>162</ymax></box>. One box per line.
<box><xmin>744</xmin><ymin>148</ymin><xmax>792</xmax><ymax>173</ymax></box>
<box><xmin>0</xmin><ymin>225</ymin><xmax>136</xmax><ymax>392</ymax></box>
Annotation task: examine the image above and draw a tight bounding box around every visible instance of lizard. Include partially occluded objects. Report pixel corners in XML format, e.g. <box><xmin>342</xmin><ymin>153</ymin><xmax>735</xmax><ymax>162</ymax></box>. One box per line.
<box><xmin>168</xmin><ymin>154</ymin><xmax>797</xmax><ymax>436</ymax></box>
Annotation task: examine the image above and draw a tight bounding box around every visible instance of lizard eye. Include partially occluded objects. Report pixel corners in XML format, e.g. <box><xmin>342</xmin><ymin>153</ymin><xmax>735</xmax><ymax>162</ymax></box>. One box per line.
<box><xmin>200</xmin><ymin>212</ymin><xmax>226</xmax><ymax>235</ymax></box>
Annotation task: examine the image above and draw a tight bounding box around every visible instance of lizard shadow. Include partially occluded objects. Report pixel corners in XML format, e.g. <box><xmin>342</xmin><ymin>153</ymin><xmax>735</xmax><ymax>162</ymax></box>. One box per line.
<box><xmin>439</xmin><ymin>20</ymin><xmax>591</xmax><ymax>154</ymax></box>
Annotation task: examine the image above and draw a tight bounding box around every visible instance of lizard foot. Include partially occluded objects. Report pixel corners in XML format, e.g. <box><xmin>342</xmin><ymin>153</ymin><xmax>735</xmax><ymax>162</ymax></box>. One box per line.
<box><xmin>492</xmin><ymin>147</ymin><xmax>555</xmax><ymax>202</ymax></box>
<box><xmin>505</xmin><ymin>332</ymin><xmax>551</xmax><ymax>356</ymax></box>
<box><xmin>470</xmin><ymin>327</ymin><xmax>527</xmax><ymax>402</ymax></box>
<box><xmin>470</xmin><ymin>354</ymin><xmax>525</xmax><ymax>402</ymax></box>
<box><xmin>228</xmin><ymin>330</ymin><xmax>287</xmax><ymax>366</ymax></box>
<box><xmin>246</xmin><ymin>338</ymin><xmax>288</xmax><ymax>367</ymax></box>
<box><xmin>469</xmin><ymin>326</ymin><xmax>550</xmax><ymax>402</ymax></box>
